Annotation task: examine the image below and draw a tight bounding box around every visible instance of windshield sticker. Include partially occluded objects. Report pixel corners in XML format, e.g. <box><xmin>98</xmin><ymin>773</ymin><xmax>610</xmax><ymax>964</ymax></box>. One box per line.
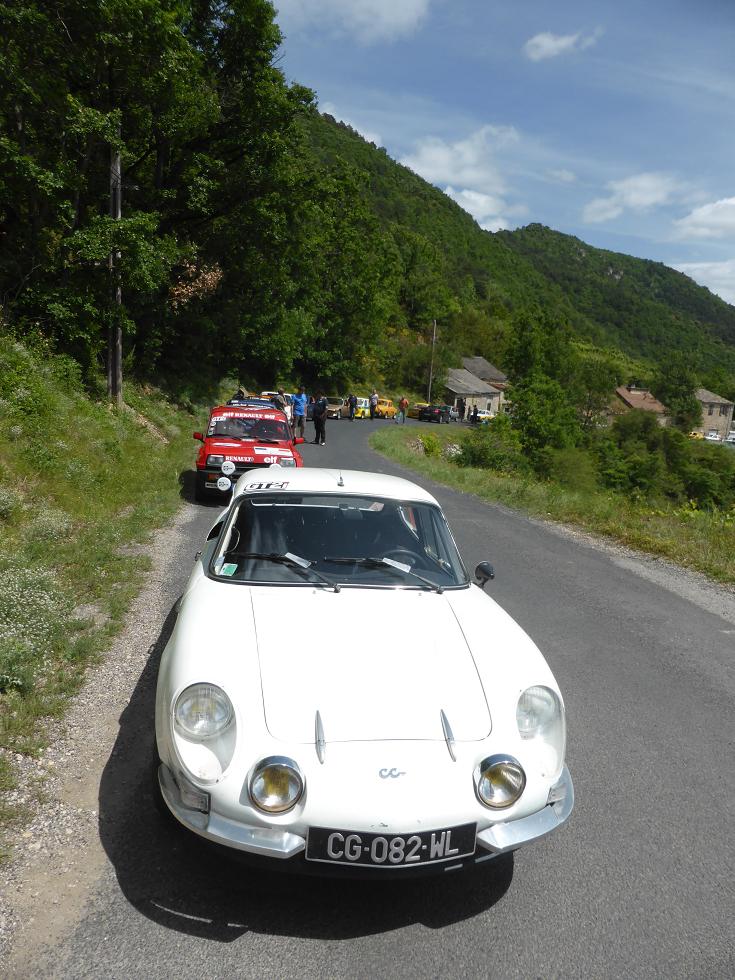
<box><xmin>254</xmin><ymin>446</ymin><xmax>291</xmax><ymax>456</ymax></box>
<box><xmin>244</xmin><ymin>481</ymin><xmax>290</xmax><ymax>491</ymax></box>
<box><xmin>219</xmin><ymin>562</ymin><xmax>238</xmax><ymax>577</ymax></box>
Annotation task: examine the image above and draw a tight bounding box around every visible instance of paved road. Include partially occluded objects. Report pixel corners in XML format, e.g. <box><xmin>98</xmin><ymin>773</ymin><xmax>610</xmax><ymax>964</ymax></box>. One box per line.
<box><xmin>18</xmin><ymin>419</ymin><xmax>735</xmax><ymax>978</ymax></box>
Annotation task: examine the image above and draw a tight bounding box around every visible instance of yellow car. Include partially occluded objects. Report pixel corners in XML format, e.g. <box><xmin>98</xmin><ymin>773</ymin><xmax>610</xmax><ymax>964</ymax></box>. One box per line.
<box><xmin>375</xmin><ymin>398</ymin><xmax>397</xmax><ymax>419</ymax></box>
<box><xmin>407</xmin><ymin>402</ymin><xmax>429</xmax><ymax>419</ymax></box>
<box><xmin>354</xmin><ymin>397</ymin><xmax>371</xmax><ymax>419</ymax></box>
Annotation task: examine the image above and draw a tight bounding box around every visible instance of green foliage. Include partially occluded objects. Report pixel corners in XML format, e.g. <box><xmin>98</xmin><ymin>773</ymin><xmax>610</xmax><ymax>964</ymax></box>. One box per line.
<box><xmin>420</xmin><ymin>432</ymin><xmax>442</xmax><ymax>457</ymax></box>
<box><xmin>650</xmin><ymin>353</ymin><xmax>702</xmax><ymax>430</ymax></box>
<box><xmin>508</xmin><ymin>377</ymin><xmax>582</xmax><ymax>462</ymax></box>
<box><xmin>458</xmin><ymin>414</ymin><xmax>527</xmax><ymax>473</ymax></box>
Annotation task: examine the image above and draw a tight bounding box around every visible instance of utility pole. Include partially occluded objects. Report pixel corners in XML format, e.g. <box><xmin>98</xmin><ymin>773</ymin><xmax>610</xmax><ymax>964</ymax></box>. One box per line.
<box><xmin>427</xmin><ymin>318</ymin><xmax>437</xmax><ymax>403</ymax></box>
<box><xmin>107</xmin><ymin>134</ymin><xmax>123</xmax><ymax>408</ymax></box>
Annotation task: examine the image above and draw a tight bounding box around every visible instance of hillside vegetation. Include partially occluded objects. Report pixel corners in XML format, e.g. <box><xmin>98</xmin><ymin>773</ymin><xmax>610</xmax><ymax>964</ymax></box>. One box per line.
<box><xmin>0</xmin><ymin>334</ymin><xmax>199</xmax><ymax>856</ymax></box>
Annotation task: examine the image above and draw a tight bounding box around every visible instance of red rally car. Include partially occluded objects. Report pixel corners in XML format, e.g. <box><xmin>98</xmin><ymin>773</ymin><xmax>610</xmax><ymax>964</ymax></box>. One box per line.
<box><xmin>193</xmin><ymin>404</ymin><xmax>305</xmax><ymax>502</ymax></box>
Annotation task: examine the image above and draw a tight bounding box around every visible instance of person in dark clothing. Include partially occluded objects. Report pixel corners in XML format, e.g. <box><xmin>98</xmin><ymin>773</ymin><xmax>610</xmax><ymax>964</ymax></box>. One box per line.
<box><xmin>471</xmin><ymin>404</ymin><xmax>479</xmax><ymax>425</ymax></box>
<box><xmin>347</xmin><ymin>393</ymin><xmax>358</xmax><ymax>420</ymax></box>
<box><xmin>458</xmin><ymin>397</ymin><xmax>466</xmax><ymax>421</ymax></box>
<box><xmin>312</xmin><ymin>392</ymin><xmax>328</xmax><ymax>445</ymax></box>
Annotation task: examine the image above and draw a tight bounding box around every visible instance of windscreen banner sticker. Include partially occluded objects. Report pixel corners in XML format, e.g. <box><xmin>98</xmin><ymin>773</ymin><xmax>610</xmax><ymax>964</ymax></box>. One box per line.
<box><xmin>244</xmin><ymin>481</ymin><xmax>289</xmax><ymax>491</ymax></box>
<box><xmin>254</xmin><ymin>447</ymin><xmax>291</xmax><ymax>456</ymax></box>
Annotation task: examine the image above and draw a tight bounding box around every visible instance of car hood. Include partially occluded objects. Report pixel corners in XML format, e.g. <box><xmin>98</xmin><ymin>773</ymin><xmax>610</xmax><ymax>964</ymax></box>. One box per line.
<box><xmin>252</xmin><ymin>589</ymin><xmax>491</xmax><ymax>744</ymax></box>
<box><xmin>204</xmin><ymin>438</ymin><xmax>294</xmax><ymax>459</ymax></box>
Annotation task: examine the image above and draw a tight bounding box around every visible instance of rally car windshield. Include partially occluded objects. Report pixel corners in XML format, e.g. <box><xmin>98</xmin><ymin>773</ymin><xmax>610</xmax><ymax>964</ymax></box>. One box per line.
<box><xmin>210</xmin><ymin>417</ymin><xmax>291</xmax><ymax>441</ymax></box>
<box><xmin>210</xmin><ymin>494</ymin><xmax>469</xmax><ymax>588</ymax></box>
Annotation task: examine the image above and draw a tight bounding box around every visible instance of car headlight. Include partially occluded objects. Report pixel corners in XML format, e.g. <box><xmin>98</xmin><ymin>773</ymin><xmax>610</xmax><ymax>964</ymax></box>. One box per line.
<box><xmin>474</xmin><ymin>754</ymin><xmax>526</xmax><ymax>809</ymax></box>
<box><xmin>174</xmin><ymin>683</ymin><xmax>233</xmax><ymax>740</ymax></box>
<box><xmin>207</xmin><ymin>454</ymin><xmax>224</xmax><ymax>466</ymax></box>
<box><xmin>516</xmin><ymin>685</ymin><xmax>566</xmax><ymax>777</ymax></box>
<box><xmin>250</xmin><ymin>756</ymin><xmax>304</xmax><ymax>813</ymax></box>
<box><xmin>278</xmin><ymin>457</ymin><xmax>296</xmax><ymax>467</ymax></box>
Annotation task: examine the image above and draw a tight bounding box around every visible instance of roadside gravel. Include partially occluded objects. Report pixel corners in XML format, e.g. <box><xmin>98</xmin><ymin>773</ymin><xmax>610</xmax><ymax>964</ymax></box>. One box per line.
<box><xmin>0</xmin><ymin>500</ymin><xmax>201</xmax><ymax>970</ymax></box>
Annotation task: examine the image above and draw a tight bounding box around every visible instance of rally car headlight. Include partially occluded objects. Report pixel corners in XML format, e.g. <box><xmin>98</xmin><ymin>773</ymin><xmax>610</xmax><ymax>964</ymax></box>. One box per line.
<box><xmin>250</xmin><ymin>756</ymin><xmax>304</xmax><ymax>813</ymax></box>
<box><xmin>206</xmin><ymin>454</ymin><xmax>224</xmax><ymax>466</ymax></box>
<box><xmin>278</xmin><ymin>457</ymin><xmax>296</xmax><ymax>467</ymax></box>
<box><xmin>174</xmin><ymin>683</ymin><xmax>233</xmax><ymax>740</ymax></box>
<box><xmin>516</xmin><ymin>685</ymin><xmax>565</xmax><ymax>777</ymax></box>
<box><xmin>474</xmin><ymin>755</ymin><xmax>526</xmax><ymax>809</ymax></box>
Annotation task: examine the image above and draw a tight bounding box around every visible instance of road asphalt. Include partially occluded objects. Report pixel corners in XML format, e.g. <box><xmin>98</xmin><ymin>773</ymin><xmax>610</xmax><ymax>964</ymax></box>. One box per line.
<box><xmin>9</xmin><ymin>417</ymin><xmax>735</xmax><ymax>979</ymax></box>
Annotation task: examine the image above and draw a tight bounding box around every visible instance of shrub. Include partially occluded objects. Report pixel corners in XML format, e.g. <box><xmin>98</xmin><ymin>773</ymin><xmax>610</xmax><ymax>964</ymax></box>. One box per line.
<box><xmin>458</xmin><ymin>415</ymin><xmax>527</xmax><ymax>473</ymax></box>
<box><xmin>0</xmin><ymin>486</ymin><xmax>22</xmax><ymax>521</ymax></box>
<box><xmin>420</xmin><ymin>433</ymin><xmax>442</xmax><ymax>457</ymax></box>
<box><xmin>547</xmin><ymin>447</ymin><xmax>599</xmax><ymax>492</ymax></box>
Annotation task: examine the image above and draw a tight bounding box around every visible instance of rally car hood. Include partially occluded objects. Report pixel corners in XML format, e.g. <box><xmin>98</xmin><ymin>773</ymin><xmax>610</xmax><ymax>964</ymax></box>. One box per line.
<box><xmin>204</xmin><ymin>437</ymin><xmax>295</xmax><ymax>461</ymax></box>
<box><xmin>252</xmin><ymin>588</ymin><xmax>491</xmax><ymax>744</ymax></box>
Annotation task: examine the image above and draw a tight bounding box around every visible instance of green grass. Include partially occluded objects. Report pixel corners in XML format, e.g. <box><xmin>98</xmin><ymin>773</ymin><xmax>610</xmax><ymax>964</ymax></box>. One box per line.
<box><xmin>0</xmin><ymin>335</ymin><xmax>208</xmax><ymax>857</ymax></box>
<box><xmin>371</xmin><ymin>426</ymin><xmax>735</xmax><ymax>584</ymax></box>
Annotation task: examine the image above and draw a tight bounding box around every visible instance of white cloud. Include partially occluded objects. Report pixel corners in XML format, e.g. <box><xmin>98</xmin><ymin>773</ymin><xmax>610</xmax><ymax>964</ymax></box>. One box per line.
<box><xmin>400</xmin><ymin>125</ymin><xmax>518</xmax><ymax>197</ymax></box>
<box><xmin>674</xmin><ymin>197</ymin><xmax>735</xmax><ymax>239</ymax></box>
<box><xmin>675</xmin><ymin>259</ymin><xmax>735</xmax><ymax>305</ymax></box>
<box><xmin>523</xmin><ymin>28</ymin><xmax>603</xmax><ymax>62</ymax></box>
<box><xmin>320</xmin><ymin>102</ymin><xmax>382</xmax><ymax>146</ymax></box>
<box><xmin>444</xmin><ymin>187</ymin><xmax>510</xmax><ymax>231</ymax></box>
<box><xmin>548</xmin><ymin>168</ymin><xmax>577</xmax><ymax>183</ymax></box>
<box><xmin>583</xmin><ymin>172</ymin><xmax>685</xmax><ymax>223</ymax></box>
<box><xmin>276</xmin><ymin>0</ymin><xmax>431</xmax><ymax>43</ymax></box>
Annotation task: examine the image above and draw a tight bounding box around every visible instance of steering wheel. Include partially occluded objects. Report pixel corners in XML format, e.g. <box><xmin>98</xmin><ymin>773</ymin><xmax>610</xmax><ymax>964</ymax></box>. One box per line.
<box><xmin>381</xmin><ymin>548</ymin><xmax>421</xmax><ymax>567</ymax></box>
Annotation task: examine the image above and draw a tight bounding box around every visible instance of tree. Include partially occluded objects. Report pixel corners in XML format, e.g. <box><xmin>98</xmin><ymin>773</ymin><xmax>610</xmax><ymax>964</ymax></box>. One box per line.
<box><xmin>651</xmin><ymin>353</ymin><xmax>702</xmax><ymax>431</ymax></box>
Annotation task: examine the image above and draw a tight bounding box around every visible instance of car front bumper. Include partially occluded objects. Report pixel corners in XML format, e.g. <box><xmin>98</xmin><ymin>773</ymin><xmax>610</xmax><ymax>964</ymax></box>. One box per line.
<box><xmin>158</xmin><ymin>764</ymin><xmax>573</xmax><ymax>873</ymax></box>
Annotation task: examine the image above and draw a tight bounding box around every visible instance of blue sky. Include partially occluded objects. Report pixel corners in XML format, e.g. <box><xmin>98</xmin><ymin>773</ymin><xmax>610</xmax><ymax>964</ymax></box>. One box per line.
<box><xmin>274</xmin><ymin>0</ymin><xmax>735</xmax><ymax>304</ymax></box>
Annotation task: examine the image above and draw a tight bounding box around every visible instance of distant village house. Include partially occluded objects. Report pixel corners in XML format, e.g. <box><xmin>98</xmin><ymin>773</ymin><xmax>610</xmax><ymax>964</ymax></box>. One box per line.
<box><xmin>611</xmin><ymin>383</ymin><xmax>669</xmax><ymax>426</ymax></box>
<box><xmin>693</xmin><ymin>388</ymin><xmax>734</xmax><ymax>440</ymax></box>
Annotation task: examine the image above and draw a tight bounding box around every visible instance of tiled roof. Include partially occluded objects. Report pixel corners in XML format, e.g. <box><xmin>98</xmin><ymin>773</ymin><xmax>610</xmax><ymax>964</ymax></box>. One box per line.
<box><xmin>696</xmin><ymin>388</ymin><xmax>733</xmax><ymax>406</ymax></box>
<box><xmin>461</xmin><ymin>356</ymin><xmax>507</xmax><ymax>384</ymax></box>
<box><xmin>614</xmin><ymin>386</ymin><xmax>668</xmax><ymax>414</ymax></box>
<box><xmin>445</xmin><ymin>368</ymin><xmax>499</xmax><ymax>396</ymax></box>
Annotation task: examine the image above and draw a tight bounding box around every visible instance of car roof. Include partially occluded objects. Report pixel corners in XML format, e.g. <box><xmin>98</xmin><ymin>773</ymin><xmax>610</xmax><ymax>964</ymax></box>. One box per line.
<box><xmin>232</xmin><ymin>467</ymin><xmax>439</xmax><ymax>504</ymax></box>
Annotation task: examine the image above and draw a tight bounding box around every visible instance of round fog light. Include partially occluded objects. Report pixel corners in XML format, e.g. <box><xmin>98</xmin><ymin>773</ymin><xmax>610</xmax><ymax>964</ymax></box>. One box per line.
<box><xmin>475</xmin><ymin>754</ymin><xmax>526</xmax><ymax>809</ymax></box>
<box><xmin>250</xmin><ymin>756</ymin><xmax>304</xmax><ymax>813</ymax></box>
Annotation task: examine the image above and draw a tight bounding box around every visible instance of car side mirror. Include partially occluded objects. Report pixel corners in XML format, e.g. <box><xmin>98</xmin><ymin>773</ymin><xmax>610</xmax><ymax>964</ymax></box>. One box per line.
<box><xmin>475</xmin><ymin>561</ymin><xmax>495</xmax><ymax>588</ymax></box>
<box><xmin>193</xmin><ymin>431</ymin><xmax>204</xmax><ymax>441</ymax></box>
<box><xmin>294</xmin><ymin>437</ymin><xmax>305</xmax><ymax>445</ymax></box>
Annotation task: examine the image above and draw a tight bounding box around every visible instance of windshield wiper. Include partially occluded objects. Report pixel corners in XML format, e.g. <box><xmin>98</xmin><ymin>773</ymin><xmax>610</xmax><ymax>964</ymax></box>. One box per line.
<box><xmin>233</xmin><ymin>552</ymin><xmax>339</xmax><ymax>592</ymax></box>
<box><xmin>322</xmin><ymin>556</ymin><xmax>443</xmax><ymax>593</ymax></box>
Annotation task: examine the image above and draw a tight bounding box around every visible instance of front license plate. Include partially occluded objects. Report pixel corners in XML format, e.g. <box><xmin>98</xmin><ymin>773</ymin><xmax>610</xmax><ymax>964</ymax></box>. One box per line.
<box><xmin>306</xmin><ymin>823</ymin><xmax>476</xmax><ymax>868</ymax></box>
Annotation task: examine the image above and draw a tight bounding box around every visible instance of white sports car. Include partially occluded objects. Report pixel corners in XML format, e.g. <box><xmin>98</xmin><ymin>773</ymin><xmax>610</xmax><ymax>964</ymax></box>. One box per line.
<box><xmin>155</xmin><ymin>467</ymin><xmax>573</xmax><ymax>876</ymax></box>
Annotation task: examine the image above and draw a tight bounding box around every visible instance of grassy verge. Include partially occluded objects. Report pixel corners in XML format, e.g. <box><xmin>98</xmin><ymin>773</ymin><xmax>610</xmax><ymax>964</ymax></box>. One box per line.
<box><xmin>371</xmin><ymin>426</ymin><xmax>735</xmax><ymax>584</ymax></box>
<box><xmin>0</xmin><ymin>335</ymin><xmax>207</xmax><ymax>858</ymax></box>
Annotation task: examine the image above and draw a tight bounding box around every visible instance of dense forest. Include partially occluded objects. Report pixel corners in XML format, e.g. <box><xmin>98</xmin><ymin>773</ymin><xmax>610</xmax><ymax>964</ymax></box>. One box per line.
<box><xmin>2</xmin><ymin>0</ymin><xmax>735</xmax><ymax>402</ymax></box>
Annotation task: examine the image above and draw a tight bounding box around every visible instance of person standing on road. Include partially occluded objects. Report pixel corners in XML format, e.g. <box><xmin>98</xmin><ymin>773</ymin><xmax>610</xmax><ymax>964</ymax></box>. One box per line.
<box><xmin>471</xmin><ymin>404</ymin><xmax>478</xmax><ymax>425</ymax></box>
<box><xmin>458</xmin><ymin>397</ymin><xmax>466</xmax><ymax>422</ymax></box>
<box><xmin>369</xmin><ymin>389</ymin><xmax>378</xmax><ymax>420</ymax></box>
<box><xmin>396</xmin><ymin>396</ymin><xmax>409</xmax><ymax>424</ymax></box>
<box><xmin>272</xmin><ymin>387</ymin><xmax>287</xmax><ymax>413</ymax></box>
<box><xmin>347</xmin><ymin>393</ymin><xmax>357</xmax><ymax>420</ymax></box>
<box><xmin>312</xmin><ymin>392</ymin><xmax>328</xmax><ymax>445</ymax></box>
<box><xmin>292</xmin><ymin>385</ymin><xmax>308</xmax><ymax>440</ymax></box>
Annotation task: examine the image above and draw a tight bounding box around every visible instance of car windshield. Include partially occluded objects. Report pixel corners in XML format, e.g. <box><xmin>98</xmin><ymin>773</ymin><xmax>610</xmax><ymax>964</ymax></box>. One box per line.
<box><xmin>327</xmin><ymin>398</ymin><xmax>342</xmax><ymax>406</ymax></box>
<box><xmin>210</xmin><ymin>493</ymin><xmax>469</xmax><ymax>588</ymax></box>
<box><xmin>210</xmin><ymin>417</ymin><xmax>291</xmax><ymax>441</ymax></box>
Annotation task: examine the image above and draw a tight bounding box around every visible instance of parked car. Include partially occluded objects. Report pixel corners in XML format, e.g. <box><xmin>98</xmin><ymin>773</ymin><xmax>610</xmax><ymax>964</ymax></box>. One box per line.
<box><xmin>155</xmin><ymin>467</ymin><xmax>573</xmax><ymax>876</ymax></box>
<box><xmin>193</xmin><ymin>405</ymin><xmax>304</xmax><ymax>502</ymax></box>
<box><xmin>419</xmin><ymin>404</ymin><xmax>452</xmax><ymax>424</ymax></box>
<box><xmin>407</xmin><ymin>402</ymin><xmax>429</xmax><ymax>419</ymax></box>
<box><xmin>725</xmin><ymin>430</ymin><xmax>735</xmax><ymax>445</ymax></box>
<box><xmin>375</xmin><ymin>398</ymin><xmax>397</xmax><ymax>419</ymax></box>
<box><xmin>326</xmin><ymin>397</ymin><xmax>345</xmax><ymax>419</ymax></box>
<box><xmin>354</xmin><ymin>397</ymin><xmax>371</xmax><ymax>419</ymax></box>
<box><xmin>704</xmin><ymin>430</ymin><xmax>722</xmax><ymax>443</ymax></box>
<box><xmin>260</xmin><ymin>391</ymin><xmax>294</xmax><ymax>423</ymax></box>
